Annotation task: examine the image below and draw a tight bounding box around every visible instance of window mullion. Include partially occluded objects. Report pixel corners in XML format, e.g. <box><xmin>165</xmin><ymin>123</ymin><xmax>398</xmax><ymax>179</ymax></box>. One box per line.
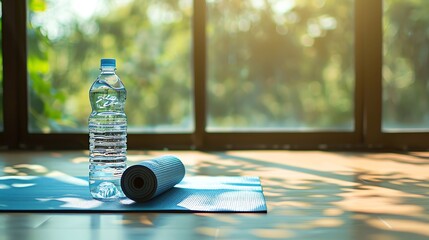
<box><xmin>2</xmin><ymin>0</ymin><xmax>26</xmax><ymax>149</ymax></box>
<box><xmin>192</xmin><ymin>0</ymin><xmax>207</xmax><ymax>149</ymax></box>
<box><xmin>361</xmin><ymin>0</ymin><xmax>383</xmax><ymax>146</ymax></box>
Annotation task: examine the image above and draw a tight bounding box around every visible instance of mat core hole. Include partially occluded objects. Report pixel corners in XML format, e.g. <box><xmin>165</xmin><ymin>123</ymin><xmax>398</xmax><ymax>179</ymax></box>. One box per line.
<box><xmin>133</xmin><ymin>177</ymin><xmax>144</xmax><ymax>189</ymax></box>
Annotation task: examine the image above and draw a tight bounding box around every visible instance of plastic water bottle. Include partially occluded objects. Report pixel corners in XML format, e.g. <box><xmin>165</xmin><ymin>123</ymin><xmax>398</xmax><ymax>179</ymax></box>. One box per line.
<box><xmin>88</xmin><ymin>58</ymin><xmax>127</xmax><ymax>201</ymax></box>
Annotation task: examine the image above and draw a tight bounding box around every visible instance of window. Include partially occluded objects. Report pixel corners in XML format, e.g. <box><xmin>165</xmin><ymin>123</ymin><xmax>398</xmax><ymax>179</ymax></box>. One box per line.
<box><xmin>383</xmin><ymin>0</ymin><xmax>429</xmax><ymax>132</ymax></box>
<box><xmin>27</xmin><ymin>0</ymin><xmax>193</xmax><ymax>133</ymax></box>
<box><xmin>1</xmin><ymin>0</ymin><xmax>429</xmax><ymax>149</ymax></box>
<box><xmin>207</xmin><ymin>0</ymin><xmax>354</xmax><ymax>132</ymax></box>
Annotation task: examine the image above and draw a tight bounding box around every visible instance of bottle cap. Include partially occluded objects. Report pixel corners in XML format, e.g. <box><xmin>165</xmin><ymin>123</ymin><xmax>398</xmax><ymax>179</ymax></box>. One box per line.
<box><xmin>100</xmin><ymin>58</ymin><xmax>116</xmax><ymax>67</ymax></box>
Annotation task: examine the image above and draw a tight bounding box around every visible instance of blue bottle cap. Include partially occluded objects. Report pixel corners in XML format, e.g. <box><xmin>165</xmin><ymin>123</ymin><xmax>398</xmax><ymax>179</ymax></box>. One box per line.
<box><xmin>100</xmin><ymin>58</ymin><xmax>116</xmax><ymax>67</ymax></box>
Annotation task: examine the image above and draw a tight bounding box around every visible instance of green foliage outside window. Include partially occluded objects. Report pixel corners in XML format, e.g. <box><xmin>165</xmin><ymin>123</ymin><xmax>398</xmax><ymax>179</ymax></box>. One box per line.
<box><xmin>28</xmin><ymin>0</ymin><xmax>193</xmax><ymax>133</ymax></box>
<box><xmin>383</xmin><ymin>0</ymin><xmax>429</xmax><ymax>130</ymax></box>
<box><xmin>207</xmin><ymin>0</ymin><xmax>354</xmax><ymax>130</ymax></box>
<box><xmin>26</xmin><ymin>0</ymin><xmax>429</xmax><ymax>133</ymax></box>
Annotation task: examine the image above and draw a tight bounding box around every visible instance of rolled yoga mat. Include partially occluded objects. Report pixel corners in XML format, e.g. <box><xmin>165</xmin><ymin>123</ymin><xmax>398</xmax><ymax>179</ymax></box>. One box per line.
<box><xmin>121</xmin><ymin>155</ymin><xmax>186</xmax><ymax>202</ymax></box>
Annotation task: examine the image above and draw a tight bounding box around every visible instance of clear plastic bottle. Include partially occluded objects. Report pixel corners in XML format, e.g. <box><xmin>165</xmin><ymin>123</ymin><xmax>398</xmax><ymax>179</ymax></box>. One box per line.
<box><xmin>88</xmin><ymin>58</ymin><xmax>127</xmax><ymax>201</ymax></box>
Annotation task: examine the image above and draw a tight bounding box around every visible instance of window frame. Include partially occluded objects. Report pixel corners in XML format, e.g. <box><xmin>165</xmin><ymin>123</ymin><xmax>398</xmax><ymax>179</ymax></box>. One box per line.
<box><xmin>361</xmin><ymin>0</ymin><xmax>429</xmax><ymax>150</ymax></box>
<box><xmin>1</xmin><ymin>0</ymin><xmax>428</xmax><ymax>150</ymax></box>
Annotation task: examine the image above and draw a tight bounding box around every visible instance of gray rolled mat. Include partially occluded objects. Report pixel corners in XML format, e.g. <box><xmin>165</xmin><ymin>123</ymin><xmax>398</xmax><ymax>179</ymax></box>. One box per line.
<box><xmin>121</xmin><ymin>155</ymin><xmax>185</xmax><ymax>202</ymax></box>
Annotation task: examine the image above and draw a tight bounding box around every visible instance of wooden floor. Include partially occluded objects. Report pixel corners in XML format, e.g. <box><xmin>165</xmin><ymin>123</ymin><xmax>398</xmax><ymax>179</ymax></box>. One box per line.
<box><xmin>1</xmin><ymin>150</ymin><xmax>428</xmax><ymax>240</ymax></box>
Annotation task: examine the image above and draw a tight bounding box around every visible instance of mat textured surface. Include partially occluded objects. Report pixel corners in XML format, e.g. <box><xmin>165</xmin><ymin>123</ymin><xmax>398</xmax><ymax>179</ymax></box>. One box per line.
<box><xmin>0</xmin><ymin>176</ymin><xmax>267</xmax><ymax>213</ymax></box>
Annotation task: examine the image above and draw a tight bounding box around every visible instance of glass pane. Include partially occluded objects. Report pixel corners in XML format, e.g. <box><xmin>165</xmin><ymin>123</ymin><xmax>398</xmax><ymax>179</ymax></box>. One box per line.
<box><xmin>207</xmin><ymin>0</ymin><xmax>355</xmax><ymax>132</ymax></box>
<box><xmin>27</xmin><ymin>0</ymin><xmax>193</xmax><ymax>133</ymax></box>
<box><xmin>383</xmin><ymin>1</ymin><xmax>429</xmax><ymax>132</ymax></box>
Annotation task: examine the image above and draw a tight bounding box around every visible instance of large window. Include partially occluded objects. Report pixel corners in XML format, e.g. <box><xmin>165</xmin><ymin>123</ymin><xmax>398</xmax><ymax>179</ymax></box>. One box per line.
<box><xmin>1</xmin><ymin>0</ymin><xmax>429</xmax><ymax>149</ymax></box>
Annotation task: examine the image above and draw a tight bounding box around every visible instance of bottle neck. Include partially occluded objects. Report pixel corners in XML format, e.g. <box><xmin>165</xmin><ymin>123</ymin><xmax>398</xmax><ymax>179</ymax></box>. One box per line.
<box><xmin>100</xmin><ymin>66</ymin><xmax>116</xmax><ymax>74</ymax></box>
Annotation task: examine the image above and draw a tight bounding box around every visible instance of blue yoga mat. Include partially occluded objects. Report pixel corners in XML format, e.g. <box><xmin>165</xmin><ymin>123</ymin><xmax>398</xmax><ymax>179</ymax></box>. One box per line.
<box><xmin>121</xmin><ymin>156</ymin><xmax>187</xmax><ymax>202</ymax></box>
<box><xmin>0</xmin><ymin>175</ymin><xmax>267</xmax><ymax>213</ymax></box>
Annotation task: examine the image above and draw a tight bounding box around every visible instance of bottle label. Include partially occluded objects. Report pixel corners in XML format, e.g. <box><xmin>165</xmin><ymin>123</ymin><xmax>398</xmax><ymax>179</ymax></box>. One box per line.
<box><xmin>96</xmin><ymin>95</ymin><xmax>120</xmax><ymax>108</ymax></box>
